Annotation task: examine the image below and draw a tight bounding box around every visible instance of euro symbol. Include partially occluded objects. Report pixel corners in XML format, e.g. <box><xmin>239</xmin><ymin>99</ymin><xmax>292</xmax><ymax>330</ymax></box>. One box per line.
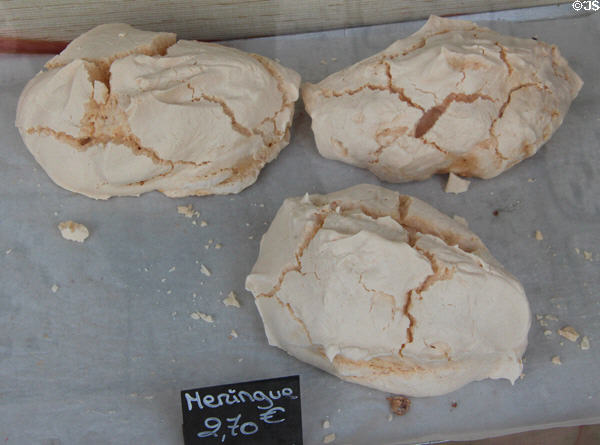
<box><xmin>259</xmin><ymin>406</ymin><xmax>286</xmax><ymax>424</ymax></box>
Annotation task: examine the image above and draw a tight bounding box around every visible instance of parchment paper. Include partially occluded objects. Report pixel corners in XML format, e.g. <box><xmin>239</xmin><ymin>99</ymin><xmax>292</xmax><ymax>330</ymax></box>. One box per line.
<box><xmin>1</xmin><ymin>4</ymin><xmax>599</xmax><ymax>444</ymax></box>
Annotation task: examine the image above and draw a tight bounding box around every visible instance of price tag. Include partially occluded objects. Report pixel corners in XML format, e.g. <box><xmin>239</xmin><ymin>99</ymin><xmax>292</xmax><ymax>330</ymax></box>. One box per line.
<box><xmin>181</xmin><ymin>375</ymin><xmax>302</xmax><ymax>445</ymax></box>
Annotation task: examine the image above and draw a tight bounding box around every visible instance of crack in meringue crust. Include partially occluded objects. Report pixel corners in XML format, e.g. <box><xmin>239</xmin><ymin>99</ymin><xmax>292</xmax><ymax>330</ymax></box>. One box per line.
<box><xmin>246</xmin><ymin>184</ymin><xmax>531</xmax><ymax>397</ymax></box>
<box><xmin>16</xmin><ymin>23</ymin><xmax>300</xmax><ymax>199</ymax></box>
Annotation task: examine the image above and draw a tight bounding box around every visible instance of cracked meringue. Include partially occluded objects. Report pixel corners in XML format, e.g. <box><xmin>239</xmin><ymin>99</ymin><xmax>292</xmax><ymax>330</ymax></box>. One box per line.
<box><xmin>16</xmin><ymin>23</ymin><xmax>300</xmax><ymax>199</ymax></box>
<box><xmin>302</xmin><ymin>16</ymin><xmax>582</xmax><ymax>183</ymax></box>
<box><xmin>246</xmin><ymin>184</ymin><xmax>531</xmax><ymax>397</ymax></box>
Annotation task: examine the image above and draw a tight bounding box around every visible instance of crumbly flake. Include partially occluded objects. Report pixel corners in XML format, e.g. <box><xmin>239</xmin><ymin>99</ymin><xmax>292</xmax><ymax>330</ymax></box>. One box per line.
<box><xmin>580</xmin><ymin>336</ymin><xmax>590</xmax><ymax>350</ymax></box>
<box><xmin>58</xmin><ymin>221</ymin><xmax>89</xmax><ymax>243</ymax></box>
<box><xmin>558</xmin><ymin>326</ymin><xmax>580</xmax><ymax>342</ymax></box>
<box><xmin>200</xmin><ymin>264</ymin><xmax>211</xmax><ymax>276</ymax></box>
<box><xmin>445</xmin><ymin>173</ymin><xmax>470</xmax><ymax>194</ymax></box>
<box><xmin>535</xmin><ymin>230</ymin><xmax>543</xmax><ymax>241</ymax></box>
<box><xmin>323</xmin><ymin>433</ymin><xmax>335</xmax><ymax>443</ymax></box>
<box><xmin>223</xmin><ymin>291</ymin><xmax>241</xmax><ymax>308</ymax></box>
<box><xmin>552</xmin><ymin>355</ymin><xmax>562</xmax><ymax>365</ymax></box>
<box><xmin>177</xmin><ymin>204</ymin><xmax>195</xmax><ymax>218</ymax></box>
<box><xmin>190</xmin><ymin>312</ymin><xmax>214</xmax><ymax>323</ymax></box>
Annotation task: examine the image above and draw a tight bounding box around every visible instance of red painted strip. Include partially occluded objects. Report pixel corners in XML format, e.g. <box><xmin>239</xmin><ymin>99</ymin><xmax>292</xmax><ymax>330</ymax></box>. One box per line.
<box><xmin>0</xmin><ymin>38</ymin><xmax>69</xmax><ymax>54</ymax></box>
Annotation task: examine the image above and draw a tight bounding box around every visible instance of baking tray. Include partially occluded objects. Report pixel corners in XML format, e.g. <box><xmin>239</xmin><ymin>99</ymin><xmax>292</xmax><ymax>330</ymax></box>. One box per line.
<box><xmin>1</xmin><ymin>4</ymin><xmax>599</xmax><ymax>444</ymax></box>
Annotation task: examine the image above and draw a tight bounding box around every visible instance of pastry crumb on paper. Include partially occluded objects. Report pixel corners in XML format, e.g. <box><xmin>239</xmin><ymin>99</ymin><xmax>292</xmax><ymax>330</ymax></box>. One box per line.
<box><xmin>323</xmin><ymin>433</ymin><xmax>335</xmax><ymax>443</ymax></box>
<box><xmin>200</xmin><ymin>264</ymin><xmax>211</xmax><ymax>277</ymax></box>
<box><xmin>322</xmin><ymin>419</ymin><xmax>330</xmax><ymax>429</ymax></box>
<box><xmin>445</xmin><ymin>173</ymin><xmax>471</xmax><ymax>194</ymax></box>
<box><xmin>558</xmin><ymin>326</ymin><xmax>580</xmax><ymax>342</ymax></box>
<box><xmin>223</xmin><ymin>291</ymin><xmax>240</xmax><ymax>308</ymax></box>
<box><xmin>551</xmin><ymin>355</ymin><xmax>562</xmax><ymax>365</ymax></box>
<box><xmin>51</xmin><ymin>284</ymin><xmax>59</xmax><ymax>293</ymax></box>
<box><xmin>580</xmin><ymin>336</ymin><xmax>590</xmax><ymax>350</ymax></box>
<box><xmin>177</xmin><ymin>204</ymin><xmax>198</xmax><ymax>218</ymax></box>
<box><xmin>190</xmin><ymin>312</ymin><xmax>214</xmax><ymax>323</ymax></box>
<box><xmin>58</xmin><ymin>221</ymin><xmax>89</xmax><ymax>243</ymax></box>
<box><xmin>535</xmin><ymin>230</ymin><xmax>544</xmax><ymax>241</ymax></box>
<box><xmin>387</xmin><ymin>395</ymin><xmax>411</xmax><ymax>416</ymax></box>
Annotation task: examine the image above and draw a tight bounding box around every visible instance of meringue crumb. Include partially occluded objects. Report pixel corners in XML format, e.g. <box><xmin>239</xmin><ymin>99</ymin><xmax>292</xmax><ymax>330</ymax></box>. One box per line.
<box><xmin>223</xmin><ymin>291</ymin><xmax>240</xmax><ymax>308</ymax></box>
<box><xmin>166</xmin><ymin>290</ymin><xmax>172</xmax><ymax>295</ymax></box>
<box><xmin>323</xmin><ymin>433</ymin><xmax>335</xmax><ymax>443</ymax></box>
<box><xmin>519</xmin><ymin>373</ymin><xmax>525</xmax><ymax>380</ymax></box>
<box><xmin>545</xmin><ymin>314</ymin><xmax>559</xmax><ymax>321</ymax></box>
<box><xmin>552</xmin><ymin>355</ymin><xmax>562</xmax><ymax>365</ymax></box>
<box><xmin>177</xmin><ymin>204</ymin><xmax>197</xmax><ymax>218</ymax></box>
<box><xmin>168</xmin><ymin>266</ymin><xmax>176</xmax><ymax>273</ymax></box>
<box><xmin>238</xmin><ymin>357</ymin><xmax>244</xmax><ymax>362</ymax></box>
<box><xmin>190</xmin><ymin>312</ymin><xmax>213</xmax><ymax>323</ymax></box>
<box><xmin>583</xmin><ymin>251</ymin><xmax>593</xmax><ymax>261</ymax></box>
<box><xmin>248</xmin><ymin>235</ymin><xmax>254</xmax><ymax>240</ymax></box>
<box><xmin>322</xmin><ymin>419</ymin><xmax>330</xmax><ymax>429</ymax></box>
<box><xmin>445</xmin><ymin>173</ymin><xmax>470</xmax><ymax>194</ymax></box>
<box><xmin>331</xmin><ymin>57</ymin><xmax>337</xmax><ymax>61</ymax></box>
<box><xmin>58</xmin><ymin>221</ymin><xmax>89</xmax><ymax>243</ymax></box>
<box><xmin>575</xmin><ymin>248</ymin><xmax>581</xmax><ymax>254</ymax></box>
<box><xmin>558</xmin><ymin>326</ymin><xmax>580</xmax><ymax>342</ymax></box>
<box><xmin>200</xmin><ymin>220</ymin><xmax>208</xmax><ymax>227</ymax></box>
<box><xmin>539</xmin><ymin>319</ymin><xmax>548</xmax><ymax>327</ymax></box>
<box><xmin>536</xmin><ymin>314</ymin><xmax>543</xmax><ymax>321</ymax></box>
<box><xmin>535</xmin><ymin>230</ymin><xmax>543</xmax><ymax>241</ymax></box>
<box><xmin>161</xmin><ymin>278</ymin><xmax>166</xmax><ymax>283</ymax></box>
<box><xmin>215</xmin><ymin>243</ymin><xmax>222</xmax><ymax>249</ymax></box>
<box><xmin>528</xmin><ymin>178</ymin><xmax>536</xmax><ymax>183</ymax></box>
<box><xmin>580</xmin><ymin>336</ymin><xmax>590</xmax><ymax>350</ymax></box>
<box><xmin>387</xmin><ymin>414</ymin><xmax>393</xmax><ymax>422</ymax></box>
<box><xmin>229</xmin><ymin>329</ymin><xmax>238</xmax><ymax>339</ymax></box>
<box><xmin>544</xmin><ymin>330</ymin><xmax>552</xmax><ymax>336</ymax></box>
<box><xmin>452</xmin><ymin>215</ymin><xmax>469</xmax><ymax>227</ymax></box>
<box><xmin>320</xmin><ymin>59</ymin><xmax>327</xmax><ymax>65</ymax></box>
<box><xmin>200</xmin><ymin>264</ymin><xmax>211</xmax><ymax>277</ymax></box>
<box><xmin>5</xmin><ymin>248</ymin><xmax>12</xmax><ymax>255</ymax></box>
<box><xmin>51</xmin><ymin>284</ymin><xmax>59</xmax><ymax>293</ymax></box>
<box><xmin>387</xmin><ymin>395</ymin><xmax>411</xmax><ymax>416</ymax></box>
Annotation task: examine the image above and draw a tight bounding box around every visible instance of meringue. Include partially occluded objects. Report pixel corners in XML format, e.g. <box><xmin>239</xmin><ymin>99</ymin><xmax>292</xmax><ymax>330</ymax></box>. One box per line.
<box><xmin>303</xmin><ymin>16</ymin><xmax>582</xmax><ymax>182</ymax></box>
<box><xmin>246</xmin><ymin>184</ymin><xmax>531</xmax><ymax>397</ymax></box>
<box><xmin>16</xmin><ymin>23</ymin><xmax>300</xmax><ymax>199</ymax></box>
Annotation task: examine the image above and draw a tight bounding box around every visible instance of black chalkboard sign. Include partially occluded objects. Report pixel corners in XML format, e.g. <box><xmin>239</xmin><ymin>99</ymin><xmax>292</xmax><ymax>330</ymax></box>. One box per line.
<box><xmin>181</xmin><ymin>375</ymin><xmax>302</xmax><ymax>445</ymax></box>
